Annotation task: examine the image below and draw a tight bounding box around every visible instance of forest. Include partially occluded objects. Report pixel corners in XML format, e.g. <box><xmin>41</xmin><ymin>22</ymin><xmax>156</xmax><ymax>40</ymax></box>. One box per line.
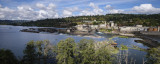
<box><xmin>1</xmin><ymin>14</ymin><xmax>160</xmax><ymax>27</ymax></box>
<box><xmin>21</xmin><ymin>14</ymin><xmax>160</xmax><ymax>27</ymax></box>
<box><xmin>0</xmin><ymin>38</ymin><xmax>160</xmax><ymax>64</ymax></box>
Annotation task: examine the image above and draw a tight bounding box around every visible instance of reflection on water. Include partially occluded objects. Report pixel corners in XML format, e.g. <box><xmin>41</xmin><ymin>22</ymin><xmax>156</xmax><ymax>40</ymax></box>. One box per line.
<box><xmin>0</xmin><ymin>25</ymin><xmax>149</xmax><ymax>64</ymax></box>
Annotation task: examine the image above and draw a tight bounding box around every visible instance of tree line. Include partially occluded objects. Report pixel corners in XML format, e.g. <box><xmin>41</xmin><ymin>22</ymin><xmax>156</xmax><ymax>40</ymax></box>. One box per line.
<box><xmin>1</xmin><ymin>14</ymin><xmax>160</xmax><ymax>27</ymax></box>
<box><xmin>0</xmin><ymin>38</ymin><xmax>160</xmax><ymax>64</ymax></box>
<box><xmin>0</xmin><ymin>38</ymin><xmax>118</xmax><ymax>64</ymax></box>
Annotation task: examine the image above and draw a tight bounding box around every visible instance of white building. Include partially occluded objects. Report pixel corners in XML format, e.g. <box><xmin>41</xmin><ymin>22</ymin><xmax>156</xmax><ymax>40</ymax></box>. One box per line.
<box><xmin>90</xmin><ymin>25</ymin><xmax>99</xmax><ymax>29</ymax></box>
<box><xmin>75</xmin><ymin>24</ymin><xmax>91</xmax><ymax>32</ymax></box>
<box><xmin>106</xmin><ymin>21</ymin><xmax>118</xmax><ymax>29</ymax></box>
<box><xmin>110</xmin><ymin>21</ymin><xmax>114</xmax><ymax>27</ymax></box>
<box><xmin>99</xmin><ymin>24</ymin><xmax>106</xmax><ymax>28</ymax></box>
<box><xmin>136</xmin><ymin>25</ymin><xmax>143</xmax><ymax>27</ymax></box>
<box><xmin>119</xmin><ymin>26</ymin><xmax>149</xmax><ymax>32</ymax></box>
<box><xmin>158</xmin><ymin>26</ymin><xmax>160</xmax><ymax>32</ymax></box>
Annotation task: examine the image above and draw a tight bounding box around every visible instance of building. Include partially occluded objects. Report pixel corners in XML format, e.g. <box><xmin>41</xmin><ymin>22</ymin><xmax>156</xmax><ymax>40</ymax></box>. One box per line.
<box><xmin>148</xmin><ymin>27</ymin><xmax>158</xmax><ymax>32</ymax></box>
<box><xmin>75</xmin><ymin>24</ymin><xmax>91</xmax><ymax>32</ymax></box>
<box><xmin>158</xmin><ymin>26</ymin><xmax>160</xmax><ymax>32</ymax></box>
<box><xmin>90</xmin><ymin>25</ymin><xmax>99</xmax><ymax>29</ymax></box>
<box><xmin>119</xmin><ymin>25</ymin><xmax>149</xmax><ymax>32</ymax></box>
<box><xmin>106</xmin><ymin>21</ymin><xmax>118</xmax><ymax>29</ymax></box>
<box><xmin>99</xmin><ymin>24</ymin><xmax>106</xmax><ymax>28</ymax></box>
<box><xmin>136</xmin><ymin>25</ymin><xmax>143</xmax><ymax>27</ymax></box>
<box><xmin>110</xmin><ymin>21</ymin><xmax>114</xmax><ymax>27</ymax></box>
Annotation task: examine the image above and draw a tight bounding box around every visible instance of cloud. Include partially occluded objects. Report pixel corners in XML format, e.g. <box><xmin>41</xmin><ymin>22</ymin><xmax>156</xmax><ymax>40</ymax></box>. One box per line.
<box><xmin>37</xmin><ymin>3</ymin><xmax>58</xmax><ymax>19</ymax></box>
<box><xmin>62</xmin><ymin>10</ymin><xmax>72</xmax><ymax>17</ymax></box>
<box><xmin>0</xmin><ymin>3</ymin><xmax>58</xmax><ymax>20</ymax></box>
<box><xmin>47</xmin><ymin>3</ymin><xmax>56</xmax><ymax>10</ymax></box>
<box><xmin>89</xmin><ymin>2</ymin><xmax>98</xmax><ymax>9</ymax></box>
<box><xmin>0</xmin><ymin>6</ymin><xmax>16</xmax><ymax>19</ymax></box>
<box><xmin>67</xmin><ymin>7</ymin><xmax>79</xmax><ymax>12</ymax></box>
<box><xmin>105</xmin><ymin>5</ymin><xmax>113</xmax><ymax>10</ymax></box>
<box><xmin>89</xmin><ymin>2</ymin><xmax>103</xmax><ymax>15</ymax></box>
<box><xmin>1</xmin><ymin>1</ymin><xmax>160</xmax><ymax>20</ymax></box>
<box><xmin>108</xmin><ymin>9</ymin><xmax>124</xmax><ymax>14</ymax></box>
<box><xmin>79</xmin><ymin>9</ymin><xmax>95</xmax><ymax>15</ymax></box>
<box><xmin>132</xmin><ymin>4</ymin><xmax>160</xmax><ymax>14</ymax></box>
<box><xmin>16</xmin><ymin>6</ymin><xmax>38</xmax><ymax>20</ymax></box>
<box><xmin>62</xmin><ymin>7</ymin><xmax>79</xmax><ymax>17</ymax></box>
<box><xmin>80</xmin><ymin>2</ymin><xmax>103</xmax><ymax>16</ymax></box>
<box><xmin>105</xmin><ymin>5</ymin><xmax>124</xmax><ymax>14</ymax></box>
<box><xmin>36</xmin><ymin>3</ymin><xmax>45</xmax><ymax>9</ymax></box>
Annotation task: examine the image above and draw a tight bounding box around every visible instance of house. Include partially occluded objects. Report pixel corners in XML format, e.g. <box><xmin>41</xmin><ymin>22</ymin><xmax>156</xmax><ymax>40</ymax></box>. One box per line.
<box><xmin>75</xmin><ymin>24</ymin><xmax>91</xmax><ymax>32</ymax></box>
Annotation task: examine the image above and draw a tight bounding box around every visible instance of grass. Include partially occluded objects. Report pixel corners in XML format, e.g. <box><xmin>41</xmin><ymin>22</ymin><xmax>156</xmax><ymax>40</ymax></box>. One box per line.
<box><xmin>120</xmin><ymin>44</ymin><xmax>128</xmax><ymax>50</ymax></box>
<box><xmin>119</xmin><ymin>36</ymin><xmax>128</xmax><ymax>38</ymax></box>
<box><xmin>99</xmin><ymin>28</ymin><xmax>113</xmax><ymax>32</ymax></box>
<box><xmin>131</xmin><ymin>45</ymin><xmax>146</xmax><ymax>51</ymax></box>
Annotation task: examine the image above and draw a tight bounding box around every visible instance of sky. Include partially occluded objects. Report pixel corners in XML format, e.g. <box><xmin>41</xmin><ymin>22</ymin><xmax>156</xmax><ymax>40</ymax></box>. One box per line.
<box><xmin>0</xmin><ymin>0</ymin><xmax>160</xmax><ymax>20</ymax></box>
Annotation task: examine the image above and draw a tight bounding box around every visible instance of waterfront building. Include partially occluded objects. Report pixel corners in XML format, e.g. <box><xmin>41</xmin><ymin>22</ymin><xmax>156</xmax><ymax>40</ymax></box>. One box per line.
<box><xmin>119</xmin><ymin>25</ymin><xmax>149</xmax><ymax>32</ymax></box>
<box><xmin>136</xmin><ymin>25</ymin><xmax>143</xmax><ymax>27</ymax></box>
<box><xmin>158</xmin><ymin>26</ymin><xmax>160</xmax><ymax>32</ymax></box>
<box><xmin>106</xmin><ymin>21</ymin><xmax>118</xmax><ymax>29</ymax></box>
<box><xmin>99</xmin><ymin>24</ymin><xmax>106</xmax><ymax>28</ymax></box>
<box><xmin>148</xmin><ymin>27</ymin><xmax>158</xmax><ymax>32</ymax></box>
<box><xmin>90</xmin><ymin>25</ymin><xmax>99</xmax><ymax>29</ymax></box>
<box><xmin>110</xmin><ymin>21</ymin><xmax>114</xmax><ymax>27</ymax></box>
<box><xmin>75</xmin><ymin>24</ymin><xmax>91</xmax><ymax>32</ymax></box>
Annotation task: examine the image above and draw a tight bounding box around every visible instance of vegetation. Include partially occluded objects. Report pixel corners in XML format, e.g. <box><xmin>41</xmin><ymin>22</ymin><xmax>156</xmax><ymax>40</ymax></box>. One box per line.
<box><xmin>21</xmin><ymin>18</ymin><xmax>77</xmax><ymax>28</ymax></box>
<box><xmin>119</xmin><ymin>36</ymin><xmax>128</xmax><ymax>38</ymax></box>
<box><xmin>21</xmin><ymin>14</ymin><xmax>160</xmax><ymax>27</ymax></box>
<box><xmin>131</xmin><ymin>45</ymin><xmax>146</xmax><ymax>51</ymax></box>
<box><xmin>0</xmin><ymin>49</ymin><xmax>18</xmax><ymax>64</ymax></box>
<box><xmin>0</xmin><ymin>38</ymin><xmax>118</xmax><ymax>64</ymax></box>
<box><xmin>1</xmin><ymin>14</ymin><xmax>160</xmax><ymax>27</ymax></box>
<box><xmin>56</xmin><ymin>38</ymin><xmax>76</xmax><ymax>64</ymax></box>
<box><xmin>146</xmin><ymin>46</ymin><xmax>160</xmax><ymax>64</ymax></box>
<box><xmin>120</xmin><ymin>44</ymin><xmax>128</xmax><ymax>50</ymax></box>
<box><xmin>99</xmin><ymin>28</ymin><xmax>113</xmax><ymax>33</ymax></box>
<box><xmin>0</xmin><ymin>20</ymin><xmax>26</xmax><ymax>25</ymax></box>
<box><xmin>0</xmin><ymin>38</ymin><xmax>160</xmax><ymax>64</ymax></box>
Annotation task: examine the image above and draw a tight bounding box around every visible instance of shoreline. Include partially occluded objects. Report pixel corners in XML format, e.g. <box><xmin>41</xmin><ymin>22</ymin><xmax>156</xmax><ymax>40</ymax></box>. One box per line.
<box><xmin>20</xmin><ymin>27</ymin><xmax>160</xmax><ymax>47</ymax></box>
<box><xmin>101</xmin><ymin>31</ymin><xmax>160</xmax><ymax>47</ymax></box>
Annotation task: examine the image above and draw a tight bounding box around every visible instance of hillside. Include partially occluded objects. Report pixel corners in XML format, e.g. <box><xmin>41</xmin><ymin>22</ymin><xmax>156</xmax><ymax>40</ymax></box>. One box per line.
<box><xmin>1</xmin><ymin>14</ymin><xmax>160</xmax><ymax>27</ymax></box>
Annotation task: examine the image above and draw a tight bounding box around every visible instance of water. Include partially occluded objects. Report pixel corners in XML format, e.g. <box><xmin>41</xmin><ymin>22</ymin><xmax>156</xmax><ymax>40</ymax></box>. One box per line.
<box><xmin>0</xmin><ymin>25</ymin><xmax>148</xmax><ymax>64</ymax></box>
<box><xmin>0</xmin><ymin>25</ymin><xmax>106</xmax><ymax>57</ymax></box>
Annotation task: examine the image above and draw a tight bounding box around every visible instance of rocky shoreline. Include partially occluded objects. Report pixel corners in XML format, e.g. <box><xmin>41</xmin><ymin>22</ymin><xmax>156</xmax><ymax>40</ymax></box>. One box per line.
<box><xmin>134</xmin><ymin>34</ymin><xmax>160</xmax><ymax>48</ymax></box>
<box><xmin>101</xmin><ymin>31</ymin><xmax>160</xmax><ymax>47</ymax></box>
<box><xmin>20</xmin><ymin>28</ymin><xmax>101</xmax><ymax>38</ymax></box>
<box><xmin>20</xmin><ymin>28</ymin><xmax>160</xmax><ymax>47</ymax></box>
<box><xmin>20</xmin><ymin>28</ymin><xmax>67</xmax><ymax>33</ymax></box>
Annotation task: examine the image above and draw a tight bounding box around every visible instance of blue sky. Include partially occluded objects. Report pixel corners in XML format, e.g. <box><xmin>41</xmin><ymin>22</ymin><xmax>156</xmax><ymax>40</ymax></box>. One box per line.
<box><xmin>0</xmin><ymin>0</ymin><xmax>160</xmax><ymax>20</ymax></box>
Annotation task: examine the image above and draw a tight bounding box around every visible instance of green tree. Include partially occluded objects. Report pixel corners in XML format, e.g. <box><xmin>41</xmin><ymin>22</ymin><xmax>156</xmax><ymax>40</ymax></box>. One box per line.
<box><xmin>56</xmin><ymin>38</ymin><xmax>76</xmax><ymax>64</ymax></box>
<box><xmin>43</xmin><ymin>40</ymin><xmax>53</xmax><ymax>64</ymax></box>
<box><xmin>146</xmin><ymin>46</ymin><xmax>160</xmax><ymax>64</ymax></box>
<box><xmin>23</xmin><ymin>40</ymin><xmax>37</xmax><ymax>64</ymax></box>
<box><xmin>0</xmin><ymin>49</ymin><xmax>18</xmax><ymax>64</ymax></box>
<box><xmin>77</xmin><ymin>39</ymin><xmax>95</xmax><ymax>64</ymax></box>
<box><xmin>35</xmin><ymin>41</ymin><xmax>43</xmax><ymax>64</ymax></box>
